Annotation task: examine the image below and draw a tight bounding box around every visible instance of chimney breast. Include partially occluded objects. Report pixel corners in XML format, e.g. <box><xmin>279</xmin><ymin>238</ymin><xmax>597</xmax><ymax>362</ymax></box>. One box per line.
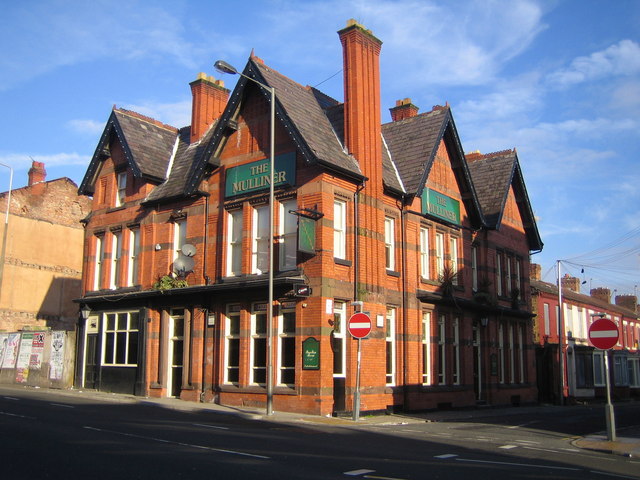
<box><xmin>530</xmin><ymin>263</ymin><xmax>541</xmax><ymax>281</ymax></box>
<box><xmin>561</xmin><ymin>274</ymin><xmax>581</xmax><ymax>293</ymax></box>
<box><xmin>615</xmin><ymin>294</ymin><xmax>638</xmax><ymax>313</ymax></box>
<box><xmin>590</xmin><ymin>287</ymin><xmax>611</xmax><ymax>304</ymax></box>
<box><xmin>390</xmin><ymin>98</ymin><xmax>419</xmax><ymax>121</ymax></box>
<box><xmin>190</xmin><ymin>73</ymin><xmax>230</xmax><ymax>143</ymax></box>
<box><xmin>28</xmin><ymin>161</ymin><xmax>46</xmax><ymax>186</ymax></box>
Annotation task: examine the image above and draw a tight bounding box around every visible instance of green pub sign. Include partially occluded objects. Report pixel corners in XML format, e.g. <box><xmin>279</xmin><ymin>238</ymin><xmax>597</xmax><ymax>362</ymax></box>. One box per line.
<box><xmin>422</xmin><ymin>188</ymin><xmax>461</xmax><ymax>225</ymax></box>
<box><xmin>225</xmin><ymin>152</ymin><xmax>296</xmax><ymax>198</ymax></box>
<box><xmin>302</xmin><ymin>337</ymin><xmax>320</xmax><ymax>370</ymax></box>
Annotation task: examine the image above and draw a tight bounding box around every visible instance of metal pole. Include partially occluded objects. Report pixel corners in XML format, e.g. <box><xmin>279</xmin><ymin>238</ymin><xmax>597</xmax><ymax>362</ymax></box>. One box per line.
<box><xmin>266</xmin><ymin>85</ymin><xmax>275</xmax><ymax>416</ymax></box>
<box><xmin>603</xmin><ymin>350</ymin><xmax>617</xmax><ymax>441</ymax></box>
<box><xmin>0</xmin><ymin>162</ymin><xmax>13</xmax><ymax>294</ymax></box>
<box><xmin>353</xmin><ymin>337</ymin><xmax>362</xmax><ymax>421</ymax></box>
<box><xmin>557</xmin><ymin>260</ymin><xmax>565</xmax><ymax>405</ymax></box>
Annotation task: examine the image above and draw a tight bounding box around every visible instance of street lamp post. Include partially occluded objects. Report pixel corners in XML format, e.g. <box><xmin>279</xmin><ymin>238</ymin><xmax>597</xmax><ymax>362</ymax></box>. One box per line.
<box><xmin>214</xmin><ymin>60</ymin><xmax>276</xmax><ymax>416</ymax></box>
<box><xmin>0</xmin><ymin>162</ymin><xmax>14</xmax><ymax>294</ymax></box>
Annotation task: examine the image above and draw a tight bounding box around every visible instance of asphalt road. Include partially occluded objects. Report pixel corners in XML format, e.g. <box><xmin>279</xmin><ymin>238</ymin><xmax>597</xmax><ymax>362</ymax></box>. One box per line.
<box><xmin>1</xmin><ymin>386</ymin><xmax>639</xmax><ymax>479</ymax></box>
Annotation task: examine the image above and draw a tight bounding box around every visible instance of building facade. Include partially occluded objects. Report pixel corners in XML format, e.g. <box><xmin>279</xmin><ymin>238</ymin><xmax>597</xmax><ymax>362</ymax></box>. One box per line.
<box><xmin>531</xmin><ymin>266</ymin><xmax>640</xmax><ymax>403</ymax></box>
<box><xmin>75</xmin><ymin>20</ymin><xmax>543</xmax><ymax>415</ymax></box>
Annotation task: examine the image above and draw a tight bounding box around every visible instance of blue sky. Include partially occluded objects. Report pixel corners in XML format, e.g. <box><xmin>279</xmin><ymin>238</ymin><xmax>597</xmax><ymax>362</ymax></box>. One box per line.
<box><xmin>1</xmin><ymin>0</ymin><xmax>638</xmax><ymax>296</ymax></box>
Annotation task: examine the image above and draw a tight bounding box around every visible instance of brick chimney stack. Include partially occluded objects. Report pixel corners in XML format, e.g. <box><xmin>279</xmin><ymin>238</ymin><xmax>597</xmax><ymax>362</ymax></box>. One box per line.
<box><xmin>590</xmin><ymin>287</ymin><xmax>611</xmax><ymax>304</ymax></box>
<box><xmin>530</xmin><ymin>263</ymin><xmax>541</xmax><ymax>281</ymax></box>
<box><xmin>28</xmin><ymin>161</ymin><xmax>46</xmax><ymax>186</ymax></box>
<box><xmin>339</xmin><ymin>19</ymin><xmax>383</xmax><ymax>194</ymax></box>
<box><xmin>390</xmin><ymin>98</ymin><xmax>419</xmax><ymax>121</ymax></box>
<box><xmin>189</xmin><ymin>73</ymin><xmax>230</xmax><ymax>143</ymax></box>
<box><xmin>561</xmin><ymin>274</ymin><xmax>581</xmax><ymax>293</ymax></box>
<box><xmin>615</xmin><ymin>294</ymin><xmax>638</xmax><ymax>313</ymax></box>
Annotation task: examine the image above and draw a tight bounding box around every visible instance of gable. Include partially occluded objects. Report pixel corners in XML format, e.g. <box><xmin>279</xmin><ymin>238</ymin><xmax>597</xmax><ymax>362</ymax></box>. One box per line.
<box><xmin>502</xmin><ymin>183</ymin><xmax>525</xmax><ymax>231</ymax></box>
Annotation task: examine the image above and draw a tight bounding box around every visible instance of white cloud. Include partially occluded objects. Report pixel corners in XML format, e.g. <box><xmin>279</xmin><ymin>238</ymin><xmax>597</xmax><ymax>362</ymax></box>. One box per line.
<box><xmin>67</xmin><ymin>119</ymin><xmax>106</xmax><ymax>135</ymax></box>
<box><xmin>121</xmin><ymin>99</ymin><xmax>192</xmax><ymax>129</ymax></box>
<box><xmin>547</xmin><ymin>39</ymin><xmax>640</xmax><ymax>88</ymax></box>
<box><xmin>0</xmin><ymin>152</ymin><xmax>89</xmax><ymax>171</ymax></box>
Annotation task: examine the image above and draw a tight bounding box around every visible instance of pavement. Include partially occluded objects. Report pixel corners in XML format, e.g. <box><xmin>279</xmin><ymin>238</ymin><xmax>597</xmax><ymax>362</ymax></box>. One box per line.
<box><xmin>3</xmin><ymin>384</ymin><xmax>640</xmax><ymax>458</ymax></box>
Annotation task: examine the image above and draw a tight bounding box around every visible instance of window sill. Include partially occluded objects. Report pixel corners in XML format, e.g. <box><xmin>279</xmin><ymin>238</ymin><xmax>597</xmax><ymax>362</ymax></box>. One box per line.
<box><xmin>106</xmin><ymin>206</ymin><xmax>126</xmax><ymax>213</ymax></box>
<box><xmin>386</xmin><ymin>269</ymin><xmax>400</xmax><ymax>278</ymax></box>
<box><xmin>334</xmin><ymin>258</ymin><xmax>352</xmax><ymax>267</ymax></box>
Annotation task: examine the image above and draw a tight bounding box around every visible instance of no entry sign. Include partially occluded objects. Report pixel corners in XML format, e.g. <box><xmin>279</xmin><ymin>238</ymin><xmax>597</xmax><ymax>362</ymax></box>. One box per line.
<box><xmin>348</xmin><ymin>313</ymin><xmax>372</xmax><ymax>339</ymax></box>
<box><xmin>588</xmin><ymin>318</ymin><xmax>619</xmax><ymax>350</ymax></box>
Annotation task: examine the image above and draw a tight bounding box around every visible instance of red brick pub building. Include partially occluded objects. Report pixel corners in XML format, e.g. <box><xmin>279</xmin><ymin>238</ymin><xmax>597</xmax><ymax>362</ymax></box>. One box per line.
<box><xmin>75</xmin><ymin>20</ymin><xmax>543</xmax><ymax>415</ymax></box>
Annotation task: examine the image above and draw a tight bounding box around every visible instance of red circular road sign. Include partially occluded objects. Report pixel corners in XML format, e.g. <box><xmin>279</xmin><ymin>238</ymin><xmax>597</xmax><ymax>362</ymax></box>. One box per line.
<box><xmin>348</xmin><ymin>313</ymin><xmax>372</xmax><ymax>339</ymax></box>
<box><xmin>588</xmin><ymin>318</ymin><xmax>619</xmax><ymax>350</ymax></box>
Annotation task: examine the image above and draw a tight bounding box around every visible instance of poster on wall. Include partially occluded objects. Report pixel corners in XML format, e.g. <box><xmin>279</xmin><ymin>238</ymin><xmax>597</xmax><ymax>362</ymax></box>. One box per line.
<box><xmin>1</xmin><ymin>333</ymin><xmax>20</xmax><ymax>369</ymax></box>
<box><xmin>0</xmin><ymin>333</ymin><xmax>8</xmax><ymax>366</ymax></box>
<box><xmin>49</xmin><ymin>331</ymin><xmax>65</xmax><ymax>381</ymax></box>
<box><xmin>15</xmin><ymin>332</ymin><xmax>34</xmax><ymax>383</ymax></box>
<box><xmin>29</xmin><ymin>332</ymin><xmax>46</xmax><ymax>370</ymax></box>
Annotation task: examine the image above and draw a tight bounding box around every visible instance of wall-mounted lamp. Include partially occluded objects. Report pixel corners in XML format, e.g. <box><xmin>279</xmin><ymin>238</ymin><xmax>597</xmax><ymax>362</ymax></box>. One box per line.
<box><xmin>480</xmin><ymin>317</ymin><xmax>489</xmax><ymax>327</ymax></box>
<box><xmin>80</xmin><ymin>304</ymin><xmax>91</xmax><ymax>321</ymax></box>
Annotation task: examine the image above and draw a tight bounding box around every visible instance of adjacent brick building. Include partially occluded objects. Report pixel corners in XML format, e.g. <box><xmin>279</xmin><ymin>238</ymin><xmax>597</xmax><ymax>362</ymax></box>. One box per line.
<box><xmin>75</xmin><ymin>20</ymin><xmax>543</xmax><ymax>414</ymax></box>
<box><xmin>531</xmin><ymin>266</ymin><xmax>639</xmax><ymax>403</ymax></box>
<box><xmin>0</xmin><ymin>161</ymin><xmax>91</xmax><ymax>332</ymax></box>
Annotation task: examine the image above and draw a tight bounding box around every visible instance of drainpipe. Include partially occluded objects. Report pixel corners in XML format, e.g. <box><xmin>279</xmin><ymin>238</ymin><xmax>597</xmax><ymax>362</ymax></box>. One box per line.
<box><xmin>202</xmin><ymin>192</ymin><xmax>211</xmax><ymax>285</ymax></box>
<box><xmin>398</xmin><ymin>196</ymin><xmax>409</xmax><ymax>410</ymax></box>
<box><xmin>353</xmin><ymin>181</ymin><xmax>366</xmax><ymax>303</ymax></box>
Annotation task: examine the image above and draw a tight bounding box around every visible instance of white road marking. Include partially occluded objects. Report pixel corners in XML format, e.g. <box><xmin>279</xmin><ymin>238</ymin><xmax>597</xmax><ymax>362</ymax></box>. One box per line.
<box><xmin>3</xmin><ymin>396</ymin><xmax>19</xmax><ymax>401</ymax></box>
<box><xmin>435</xmin><ymin>454</ymin><xmax>458</xmax><ymax>459</ymax></box>
<box><xmin>0</xmin><ymin>411</ymin><xmax>35</xmax><ymax>419</ymax></box>
<box><xmin>83</xmin><ymin>426</ymin><xmax>269</xmax><ymax>459</ymax></box>
<box><xmin>192</xmin><ymin>423</ymin><xmax>230</xmax><ymax>430</ymax></box>
<box><xmin>456</xmin><ymin>458</ymin><xmax>581</xmax><ymax>471</ymax></box>
<box><xmin>499</xmin><ymin>444</ymin><xmax>518</xmax><ymax>449</ymax></box>
<box><xmin>344</xmin><ymin>470</ymin><xmax>376</xmax><ymax>476</ymax></box>
<box><xmin>50</xmin><ymin>403</ymin><xmax>74</xmax><ymax>408</ymax></box>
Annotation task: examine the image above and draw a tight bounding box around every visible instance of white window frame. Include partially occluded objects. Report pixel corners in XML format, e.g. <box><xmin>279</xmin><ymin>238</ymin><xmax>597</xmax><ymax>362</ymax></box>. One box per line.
<box><xmin>115</xmin><ymin>172</ymin><xmax>126</xmax><ymax>207</ymax></box>
<box><xmin>227</xmin><ymin>209</ymin><xmax>243</xmax><ymax>276</ymax></box>
<box><xmin>422</xmin><ymin>311</ymin><xmax>432</xmax><ymax>385</ymax></box>
<box><xmin>384</xmin><ymin>217</ymin><xmax>395</xmax><ymax>271</ymax></box>
<box><xmin>438</xmin><ymin>314</ymin><xmax>446</xmax><ymax>385</ymax></box>
<box><xmin>450</xmin><ymin>237</ymin><xmax>459</xmax><ymax>285</ymax></box>
<box><xmin>279</xmin><ymin>199</ymin><xmax>297</xmax><ymax>271</ymax></box>
<box><xmin>252</xmin><ymin>205</ymin><xmax>269</xmax><ymax>274</ymax></box>
<box><xmin>333</xmin><ymin>301</ymin><xmax>346</xmax><ymax>378</ymax></box>
<box><xmin>173</xmin><ymin>219</ymin><xmax>187</xmax><ymax>264</ymax></box>
<box><xmin>543</xmin><ymin>303</ymin><xmax>551</xmax><ymax>336</ymax></box>
<box><xmin>94</xmin><ymin>236</ymin><xmax>104</xmax><ymax>291</ymax></box>
<box><xmin>496</xmin><ymin>253</ymin><xmax>503</xmax><ymax>296</ymax></box>
<box><xmin>593</xmin><ymin>351</ymin><xmax>605</xmax><ymax>386</ymax></box>
<box><xmin>102</xmin><ymin>311</ymin><xmax>139</xmax><ymax>366</ymax></box>
<box><xmin>110</xmin><ymin>232</ymin><xmax>122</xmax><ymax>290</ymax></box>
<box><xmin>435</xmin><ymin>233</ymin><xmax>445</xmax><ymax>279</ymax></box>
<box><xmin>471</xmin><ymin>245</ymin><xmax>478</xmax><ymax>291</ymax></box>
<box><xmin>250</xmin><ymin>302</ymin><xmax>268</xmax><ymax>385</ymax></box>
<box><xmin>278</xmin><ymin>302</ymin><xmax>296</xmax><ymax>386</ymax></box>
<box><xmin>453</xmin><ymin>317</ymin><xmax>460</xmax><ymax>385</ymax></box>
<box><xmin>509</xmin><ymin>324</ymin><xmax>515</xmax><ymax>384</ymax></box>
<box><xmin>127</xmin><ymin>229</ymin><xmax>140</xmax><ymax>287</ymax></box>
<box><xmin>628</xmin><ymin>357</ymin><xmax>640</xmax><ymax>388</ymax></box>
<box><xmin>420</xmin><ymin>227</ymin><xmax>430</xmax><ymax>280</ymax></box>
<box><xmin>518</xmin><ymin>324</ymin><xmax>525</xmax><ymax>382</ymax></box>
<box><xmin>498</xmin><ymin>322</ymin><xmax>505</xmax><ymax>384</ymax></box>
<box><xmin>333</xmin><ymin>200</ymin><xmax>346</xmax><ymax>260</ymax></box>
<box><xmin>386</xmin><ymin>307</ymin><xmax>396</xmax><ymax>386</ymax></box>
<box><xmin>224</xmin><ymin>304</ymin><xmax>241</xmax><ymax>384</ymax></box>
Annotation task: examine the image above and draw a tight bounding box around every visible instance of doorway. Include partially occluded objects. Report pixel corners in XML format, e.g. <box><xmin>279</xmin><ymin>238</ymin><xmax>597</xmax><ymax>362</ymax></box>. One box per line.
<box><xmin>83</xmin><ymin>315</ymin><xmax>100</xmax><ymax>389</ymax></box>
<box><xmin>167</xmin><ymin>309</ymin><xmax>184</xmax><ymax>398</ymax></box>
<box><xmin>473</xmin><ymin>322</ymin><xmax>482</xmax><ymax>402</ymax></box>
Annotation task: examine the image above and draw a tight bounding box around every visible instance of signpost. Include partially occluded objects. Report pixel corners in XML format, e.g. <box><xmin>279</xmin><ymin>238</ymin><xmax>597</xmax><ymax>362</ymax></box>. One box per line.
<box><xmin>588</xmin><ymin>317</ymin><xmax>619</xmax><ymax>441</ymax></box>
<box><xmin>348</xmin><ymin>313</ymin><xmax>372</xmax><ymax>421</ymax></box>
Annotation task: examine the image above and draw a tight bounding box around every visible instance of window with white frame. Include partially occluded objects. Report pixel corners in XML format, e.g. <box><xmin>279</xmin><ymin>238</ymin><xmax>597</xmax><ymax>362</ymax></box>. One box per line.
<box><xmin>110</xmin><ymin>232</ymin><xmax>122</xmax><ymax>289</ymax></box>
<box><xmin>127</xmin><ymin>229</ymin><xmax>140</xmax><ymax>287</ymax></box>
<box><xmin>628</xmin><ymin>357</ymin><xmax>640</xmax><ymax>388</ymax></box>
<box><xmin>332</xmin><ymin>301</ymin><xmax>346</xmax><ymax>377</ymax></box>
<box><xmin>516</xmin><ymin>258</ymin><xmax>522</xmax><ymax>299</ymax></box>
<box><xmin>333</xmin><ymin>200</ymin><xmax>346</xmax><ymax>260</ymax></box>
<box><xmin>452</xmin><ymin>317</ymin><xmax>460</xmax><ymax>385</ymax></box>
<box><xmin>543</xmin><ymin>303</ymin><xmax>550</xmax><ymax>336</ymax></box>
<box><xmin>437</xmin><ymin>314</ymin><xmax>446</xmax><ymax>384</ymax></box>
<box><xmin>593</xmin><ymin>351</ymin><xmax>605</xmax><ymax>386</ymax></box>
<box><xmin>386</xmin><ymin>307</ymin><xmax>396</xmax><ymax>385</ymax></box>
<box><xmin>471</xmin><ymin>245</ymin><xmax>478</xmax><ymax>291</ymax></box>
<box><xmin>250</xmin><ymin>303</ymin><xmax>268</xmax><ymax>385</ymax></box>
<box><xmin>224</xmin><ymin>304</ymin><xmax>241</xmax><ymax>384</ymax></box>
<box><xmin>278</xmin><ymin>302</ymin><xmax>296</xmax><ymax>386</ymax></box>
<box><xmin>509</xmin><ymin>324</ymin><xmax>515</xmax><ymax>383</ymax></box>
<box><xmin>450</xmin><ymin>237</ymin><xmax>459</xmax><ymax>285</ymax></box>
<box><xmin>115</xmin><ymin>172</ymin><xmax>127</xmax><ymax>207</ymax></box>
<box><xmin>384</xmin><ymin>217</ymin><xmax>395</xmax><ymax>271</ymax></box>
<box><xmin>173</xmin><ymin>219</ymin><xmax>187</xmax><ymax>263</ymax></box>
<box><xmin>435</xmin><ymin>233</ymin><xmax>445</xmax><ymax>279</ymax></box>
<box><xmin>279</xmin><ymin>199</ymin><xmax>297</xmax><ymax>270</ymax></box>
<box><xmin>422</xmin><ymin>311</ymin><xmax>432</xmax><ymax>385</ymax></box>
<box><xmin>252</xmin><ymin>206</ymin><xmax>269</xmax><ymax>274</ymax></box>
<box><xmin>518</xmin><ymin>324</ymin><xmax>525</xmax><ymax>382</ymax></box>
<box><xmin>506</xmin><ymin>256</ymin><xmax>512</xmax><ymax>294</ymax></box>
<box><xmin>94</xmin><ymin>235</ymin><xmax>104</xmax><ymax>291</ymax></box>
<box><xmin>498</xmin><ymin>322</ymin><xmax>505</xmax><ymax>384</ymax></box>
<box><xmin>227</xmin><ymin>209</ymin><xmax>243</xmax><ymax>276</ymax></box>
<box><xmin>420</xmin><ymin>227</ymin><xmax>430</xmax><ymax>280</ymax></box>
<box><xmin>102</xmin><ymin>311</ymin><xmax>139</xmax><ymax>366</ymax></box>
<box><xmin>496</xmin><ymin>253</ymin><xmax>503</xmax><ymax>296</ymax></box>
<box><xmin>614</xmin><ymin>355</ymin><xmax>628</xmax><ymax>386</ymax></box>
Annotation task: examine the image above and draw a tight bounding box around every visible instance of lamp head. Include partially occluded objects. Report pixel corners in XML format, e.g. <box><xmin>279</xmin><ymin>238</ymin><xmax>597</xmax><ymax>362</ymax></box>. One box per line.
<box><xmin>214</xmin><ymin>60</ymin><xmax>238</xmax><ymax>75</ymax></box>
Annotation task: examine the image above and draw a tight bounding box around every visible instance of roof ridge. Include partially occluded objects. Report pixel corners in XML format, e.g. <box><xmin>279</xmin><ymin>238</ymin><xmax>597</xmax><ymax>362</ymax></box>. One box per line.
<box><xmin>114</xmin><ymin>107</ymin><xmax>179</xmax><ymax>133</ymax></box>
<box><xmin>467</xmin><ymin>148</ymin><xmax>515</xmax><ymax>161</ymax></box>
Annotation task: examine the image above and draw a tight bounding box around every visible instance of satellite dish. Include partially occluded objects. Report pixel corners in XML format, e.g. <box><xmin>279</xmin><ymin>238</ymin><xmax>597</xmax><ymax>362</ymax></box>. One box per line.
<box><xmin>173</xmin><ymin>255</ymin><xmax>195</xmax><ymax>276</ymax></box>
<box><xmin>181</xmin><ymin>243</ymin><xmax>196</xmax><ymax>257</ymax></box>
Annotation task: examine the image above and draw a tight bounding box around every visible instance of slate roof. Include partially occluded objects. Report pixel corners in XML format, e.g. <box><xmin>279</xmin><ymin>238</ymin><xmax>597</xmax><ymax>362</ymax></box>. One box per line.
<box><xmin>467</xmin><ymin>149</ymin><xmax>543</xmax><ymax>251</ymax></box>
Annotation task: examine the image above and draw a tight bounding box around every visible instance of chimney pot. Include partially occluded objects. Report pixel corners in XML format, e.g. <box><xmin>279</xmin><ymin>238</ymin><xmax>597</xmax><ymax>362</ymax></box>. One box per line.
<box><xmin>389</xmin><ymin>98</ymin><xmax>419</xmax><ymax>121</ymax></box>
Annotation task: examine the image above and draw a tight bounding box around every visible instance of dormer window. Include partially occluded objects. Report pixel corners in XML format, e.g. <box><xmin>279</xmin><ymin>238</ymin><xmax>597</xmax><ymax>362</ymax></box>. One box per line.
<box><xmin>115</xmin><ymin>172</ymin><xmax>127</xmax><ymax>207</ymax></box>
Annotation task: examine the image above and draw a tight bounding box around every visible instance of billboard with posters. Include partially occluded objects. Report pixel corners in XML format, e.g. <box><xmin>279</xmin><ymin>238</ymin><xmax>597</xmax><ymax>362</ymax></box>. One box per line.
<box><xmin>1</xmin><ymin>333</ymin><xmax>20</xmax><ymax>369</ymax></box>
<box><xmin>49</xmin><ymin>331</ymin><xmax>65</xmax><ymax>381</ymax></box>
<box><xmin>29</xmin><ymin>332</ymin><xmax>46</xmax><ymax>370</ymax></box>
<box><xmin>15</xmin><ymin>332</ymin><xmax>34</xmax><ymax>383</ymax></box>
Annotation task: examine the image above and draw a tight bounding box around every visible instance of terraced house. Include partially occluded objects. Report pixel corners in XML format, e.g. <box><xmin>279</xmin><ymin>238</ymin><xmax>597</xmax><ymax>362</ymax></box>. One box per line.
<box><xmin>75</xmin><ymin>20</ymin><xmax>542</xmax><ymax>415</ymax></box>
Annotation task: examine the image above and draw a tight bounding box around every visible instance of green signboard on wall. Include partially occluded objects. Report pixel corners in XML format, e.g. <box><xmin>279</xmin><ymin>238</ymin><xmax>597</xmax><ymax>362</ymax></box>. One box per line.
<box><xmin>302</xmin><ymin>337</ymin><xmax>320</xmax><ymax>370</ymax></box>
<box><xmin>422</xmin><ymin>188</ymin><xmax>461</xmax><ymax>225</ymax></box>
<box><xmin>224</xmin><ymin>152</ymin><xmax>296</xmax><ymax>198</ymax></box>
